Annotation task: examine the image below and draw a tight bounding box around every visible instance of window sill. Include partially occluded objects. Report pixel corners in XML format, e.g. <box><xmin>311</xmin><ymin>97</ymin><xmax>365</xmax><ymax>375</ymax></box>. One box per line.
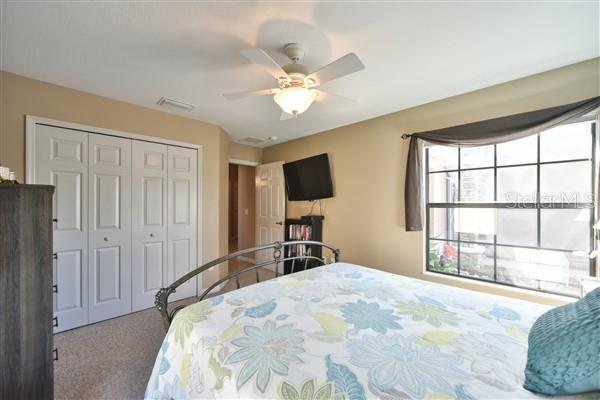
<box><xmin>421</xmin><ymin>270</ymin><xmax>576</xmax><ymax>307</ymax></box>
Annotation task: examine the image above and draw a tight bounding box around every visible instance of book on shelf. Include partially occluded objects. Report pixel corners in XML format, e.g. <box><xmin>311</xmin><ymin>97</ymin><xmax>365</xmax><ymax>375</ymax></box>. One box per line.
<box><xmin>288</xmin><ymin>224</ymin><xmax>312</xmax><ymax>257</ymax></box>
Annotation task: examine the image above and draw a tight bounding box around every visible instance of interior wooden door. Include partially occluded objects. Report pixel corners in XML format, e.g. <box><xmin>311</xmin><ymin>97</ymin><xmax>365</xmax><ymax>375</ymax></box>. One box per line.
<box><xmin>88</xmin><ymin>134</ymin><xmax>132</xmax><ymax>323</ymax></box>
<box><xmin>34</xmin><ymin>124</ymin><xmax>89</xmax><ymax>333</ymax></box>
<box><xmin>255</xmin><ymin>161</ymin><xmax>285</xmax><ymax>269</ymax></box>
<box><xmin>167</xmin><ymin>146</ymin><xmax>198</xmax><ymax>301</ymax></box>
<box><xmin>132</xmin><ymin>141</ymin><xmax>168</xmax><ymax>311</ymax></box>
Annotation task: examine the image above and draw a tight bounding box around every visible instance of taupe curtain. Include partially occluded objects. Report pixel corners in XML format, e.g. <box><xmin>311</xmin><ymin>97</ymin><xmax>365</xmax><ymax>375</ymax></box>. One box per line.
<box><xmin>404</xmin><ymin>96</ymin><xmax>600</xmax><ymax>231</ymax></box>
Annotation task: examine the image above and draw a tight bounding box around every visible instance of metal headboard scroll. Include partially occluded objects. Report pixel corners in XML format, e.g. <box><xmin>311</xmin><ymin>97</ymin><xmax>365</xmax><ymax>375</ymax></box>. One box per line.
<box><xmin>155</xmin><ymin>241</ymin><xmax>340</xmax><ymax>330</ymax></box>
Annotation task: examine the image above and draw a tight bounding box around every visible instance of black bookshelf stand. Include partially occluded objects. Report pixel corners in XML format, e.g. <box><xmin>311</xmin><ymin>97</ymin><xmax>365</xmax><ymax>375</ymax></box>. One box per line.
<box><xmin>283</xmin><ymin>215</ymin><xmax>324</xmax><ymax>274</ymax></box>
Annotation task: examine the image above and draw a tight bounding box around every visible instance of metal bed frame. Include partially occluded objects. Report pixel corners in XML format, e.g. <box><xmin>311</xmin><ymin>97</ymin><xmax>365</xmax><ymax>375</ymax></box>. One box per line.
<box><xmin>154</xmin><ymin>240</ymin><xmax>340</xmax><ymax>330</ymax></box>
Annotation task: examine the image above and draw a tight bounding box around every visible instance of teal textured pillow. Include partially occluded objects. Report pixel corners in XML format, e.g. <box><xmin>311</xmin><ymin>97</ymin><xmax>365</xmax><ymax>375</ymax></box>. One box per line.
<box><xmin>524</xmin><ymin>287</ymin><xmax>600</xmax><ymax>395</ymax></box>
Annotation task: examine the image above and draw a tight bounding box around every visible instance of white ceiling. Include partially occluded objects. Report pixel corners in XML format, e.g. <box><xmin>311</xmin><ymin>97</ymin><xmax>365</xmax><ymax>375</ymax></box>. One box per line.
<box><xmin>1</xmin><ymin>2</ymin><xmax>598</xmax><ymax>146</ymax></box>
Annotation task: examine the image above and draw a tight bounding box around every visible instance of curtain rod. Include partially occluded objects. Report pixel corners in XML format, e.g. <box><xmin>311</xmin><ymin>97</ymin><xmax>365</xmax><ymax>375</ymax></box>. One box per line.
<box><xmin>401</xmin><ymin>133</ymin><xmax>413</xmax><ymax>140</ymax></box>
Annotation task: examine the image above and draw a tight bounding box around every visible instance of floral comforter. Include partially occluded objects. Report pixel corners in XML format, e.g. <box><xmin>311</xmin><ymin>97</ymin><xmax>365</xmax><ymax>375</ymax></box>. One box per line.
<box><xmin>146</xmin><ymin>263</ymin><xmax>591</xmax><ymax>399</ymax></box>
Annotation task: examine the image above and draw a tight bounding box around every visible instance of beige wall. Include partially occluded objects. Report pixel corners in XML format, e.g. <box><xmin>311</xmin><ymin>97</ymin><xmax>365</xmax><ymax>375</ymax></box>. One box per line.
<box><xmin>237</xmin><ymin>165</ymin><xmax>256</xmax><ymax>250</ymax></box>
<box><xmin>263</xmin><ymin>58</ymin><xmax>600</xmax><ymax>306</ymax></box>
<box><xmin>0</xmin><ymin>71</ymin><xmax>229</xmax><ymax>284</ymax></box>
<box><xmin>229</xmin><ymin>142</ymin><xmax>262</xmax><ymax>163</ymax></box>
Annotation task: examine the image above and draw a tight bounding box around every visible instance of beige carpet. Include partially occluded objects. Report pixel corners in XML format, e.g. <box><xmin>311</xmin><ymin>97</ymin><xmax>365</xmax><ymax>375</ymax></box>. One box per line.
<box><xmin>54</xmin><ymin>260</ymin><xmax>274</xmax><ymax>400</ymax></box>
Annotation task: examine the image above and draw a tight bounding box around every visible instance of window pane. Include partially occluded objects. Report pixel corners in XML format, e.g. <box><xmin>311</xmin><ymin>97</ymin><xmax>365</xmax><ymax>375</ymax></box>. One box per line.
<box><xmin>428</xmin><ymin>172</ymin><xmax>458</xmax><ymax>203</ymax></box>
<box><xmin>457</xmin><ymin>208</ymin><xmax>495</xmax><ymax>243</ymax></box>
<box><xmin>540</xmin><ymin>120</ymin><xmax>592</xmax><ymax>162</ymax></box>
<box><xmin>497</xmin><ymin>135</ymin><xmax>537</xmax><ymax>166</ymax></box>
<box><xmin>497</xmin><ymin>165</ymin><xmax>537</xmax><ymax>204</ymax></box>
<box><xmin>460</xmin><ymin>169</ymin><xmax>494</xmax><ymax>202</ymax></box>
<box><xmin>428</xmin><ymin>146</ymin><xmax>458</xmax><ymax>172</ymax></box>
<box><xmin>539</xmin><ymin>252</ymin><xmax>590</xmax><ymax>297</ymax></box>
<box><xmin>428</xmin><ymin>240</ymin><xmax>458</xmax><ymax>274</ymax></box>
<box><xmin>540</xmin><ymin>161</ymin><xmax>592</xmax><ymax>204</ymax></box>
<box><xmin>497</xmin><ymin>246</ymin><xmax>588</xmax><ymax>296</ymax></box>
<box><xmin>496</xmin><ymin>209</ymin><xmax>537</xmax><ymax>247</ymax></box>
<box><xmin>459</xmin><ymin>243</ymin><xmax>494</xmax><ymax>280</ymax></box>
<box><xmin>541</xmin><ymin>209</ymin><xmax>590</xmax><ymax>251</ymax></box>
<box><xmin>429</xmin><ymin>208</ymin><xmax>458</xmax><ymax>240</ymax></box>
<box><xmin>497</xmin><ymin>246</ymin><xmax>540</xmax><ymax>290</ymax></box>
<box><xmin>460</xmin><ymin>145</ymin><xmax>494</xmax><ymax>169</ymax></box>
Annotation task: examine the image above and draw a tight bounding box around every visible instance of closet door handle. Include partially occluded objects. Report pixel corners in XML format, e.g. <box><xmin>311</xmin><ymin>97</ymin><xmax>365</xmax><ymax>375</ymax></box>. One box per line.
<box><xmin>103</xmin><ymin>237</ymin><xmax>110</xmax><ymax>242</ymax></box>
<box><xmin>150</xmin><ymin>233</ymin><xmax>155</xmax><ymax>237</ymax></box>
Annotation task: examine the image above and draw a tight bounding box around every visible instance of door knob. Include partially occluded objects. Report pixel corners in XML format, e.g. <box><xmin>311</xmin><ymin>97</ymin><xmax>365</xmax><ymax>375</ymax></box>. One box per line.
<box><xmin>275</xmin><ymin>221</ymin><xmax>283</xmax><ymax>225</ymax></box>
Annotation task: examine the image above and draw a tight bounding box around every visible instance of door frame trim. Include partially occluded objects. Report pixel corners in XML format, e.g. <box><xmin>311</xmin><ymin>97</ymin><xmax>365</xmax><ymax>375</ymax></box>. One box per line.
<box><xmin>229</xmin><ymin>158</ymin><xmax>259</xmax><ymax>167</ymax></box>
<box><xmin>25</xmin><ymin>115</ymin><xmax>204</xmax><ymax>291</ymax></box>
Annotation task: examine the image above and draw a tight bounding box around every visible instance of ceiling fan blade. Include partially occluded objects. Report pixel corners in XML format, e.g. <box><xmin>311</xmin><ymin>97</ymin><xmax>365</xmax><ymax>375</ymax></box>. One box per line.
<box><xmin>314</xmin><ymin>90</ymin><xmax>357</xmax><ymax>107</ymax></box>
<box><xmin>241</xmin><ymin>49</ymin><xmax>290</xmax><ymax>82</ymax></box>
<box><xmin>306</xmin><ymin>53</ymin><xmax>365</xmax><ymax>87</ymax></box>
<box><xmin>223</xmin><ymin>87</ymin><xmax>278</xmax><ymax>100</ymax></box>
<box><xmin>280</xmin><ymin>111</ymin><xmax>295</xmax><ymax>121</ymax></box>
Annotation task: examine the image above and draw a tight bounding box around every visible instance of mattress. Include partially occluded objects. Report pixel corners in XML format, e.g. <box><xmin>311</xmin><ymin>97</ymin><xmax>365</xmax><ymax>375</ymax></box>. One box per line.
<box><xmin>145</xmin><ymin>263</ymin><xmax>593</xmax><ymax>399</ymax></box>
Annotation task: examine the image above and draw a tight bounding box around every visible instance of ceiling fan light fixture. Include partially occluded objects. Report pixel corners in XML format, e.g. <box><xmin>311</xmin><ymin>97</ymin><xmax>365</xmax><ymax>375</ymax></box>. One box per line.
<box><xmin>273</xmin><ymin>86</ymin><xmax>317</xmax><ymax>117</ymax></box>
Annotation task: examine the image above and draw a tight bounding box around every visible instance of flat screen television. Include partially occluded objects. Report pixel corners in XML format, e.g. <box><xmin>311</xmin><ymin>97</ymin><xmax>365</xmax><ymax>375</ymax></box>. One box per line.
<box><xmin>283</xmin><ymin>153</ymin><xmax>334</xmax><ymax>201</ymax></box>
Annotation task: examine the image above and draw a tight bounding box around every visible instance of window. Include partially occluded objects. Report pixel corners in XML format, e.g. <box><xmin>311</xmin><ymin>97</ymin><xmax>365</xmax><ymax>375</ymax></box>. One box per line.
<box><xmin>426</xmin><ymin>118</ymin><xmax>596</xmax><ymax>297</ymax></box>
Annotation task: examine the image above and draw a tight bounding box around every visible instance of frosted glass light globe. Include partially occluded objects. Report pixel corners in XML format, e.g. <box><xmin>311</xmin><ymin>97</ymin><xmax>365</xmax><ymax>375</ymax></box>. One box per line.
<box><xmin>274</xmin><ymin>86</ymin><xmax>317</xmax><ymax>116</ymax></box>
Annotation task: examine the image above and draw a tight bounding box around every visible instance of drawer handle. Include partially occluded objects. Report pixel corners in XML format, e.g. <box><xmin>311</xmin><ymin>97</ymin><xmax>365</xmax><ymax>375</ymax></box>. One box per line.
<box><xmin>53</xmin><ymin>348</ymin><xmax>58</xmax><ymax>362</ymax></box>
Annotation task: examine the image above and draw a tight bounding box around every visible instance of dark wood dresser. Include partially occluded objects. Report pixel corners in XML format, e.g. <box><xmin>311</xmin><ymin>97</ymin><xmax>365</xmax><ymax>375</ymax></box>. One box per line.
<box><xmin>0</xmin><ymin>185</ymin><xmax>54</xmax><ymax>399</ymax></box>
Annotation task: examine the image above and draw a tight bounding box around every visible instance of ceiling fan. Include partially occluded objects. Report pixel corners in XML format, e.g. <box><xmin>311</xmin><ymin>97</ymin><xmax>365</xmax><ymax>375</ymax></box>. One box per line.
<box><xmin>223</xmin><ymin>43</ymin><xmax>365</xmax><ymax>120</ymax></box>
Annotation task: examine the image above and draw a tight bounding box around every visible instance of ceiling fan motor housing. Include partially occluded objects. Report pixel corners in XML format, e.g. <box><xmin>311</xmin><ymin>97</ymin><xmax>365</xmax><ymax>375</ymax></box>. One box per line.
<box><xmin>281</xmin><ymin>44</ymin><xmax>311</xmax><ymax>87</ymax></box>
<box><xmin>282</xmin><ymin>68</ymin><xmax>310</xmax><ymax>87</ymax></box>
<box><xmin>283</xmin><ymin>43</ymin><xmax>305</xmax><ymax>62</ymax></box>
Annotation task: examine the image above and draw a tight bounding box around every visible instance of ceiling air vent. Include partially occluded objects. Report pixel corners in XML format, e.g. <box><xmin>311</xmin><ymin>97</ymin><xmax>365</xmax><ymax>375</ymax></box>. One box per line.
<box><xmin>240</xmin><ymin>137</ymin><xmax>265</xmax><ymax>145</ymax></box>
<box><xmin>157</xmin><ymin>96</ymin><xmax>195</xmax><ymax>111</ymax></box>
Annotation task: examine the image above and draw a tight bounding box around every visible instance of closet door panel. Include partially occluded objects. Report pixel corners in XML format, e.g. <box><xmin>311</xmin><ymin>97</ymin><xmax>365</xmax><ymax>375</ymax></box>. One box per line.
<box><xmin>88</xmin><ymin>134</ymin><xmax>132</xmax><ymax>323</ymax></box>
<box><xmin>34</xmin><ymin>125</ymin><xmax>89</xmax><ymax>332</ymax></box>
<box><xmin>167</xmin><ymin>146</ymin><xmax>197</xmax><ymax>301</ymax></box>
<box><xmin>132</xmin><ymin>141</ymin><xmax>168</xmax><ymax>311</ymax></box>
<box><xmin>54</xmin><ymin>250</ymin><xmax>83</xmax><ymax>311</ymax></box>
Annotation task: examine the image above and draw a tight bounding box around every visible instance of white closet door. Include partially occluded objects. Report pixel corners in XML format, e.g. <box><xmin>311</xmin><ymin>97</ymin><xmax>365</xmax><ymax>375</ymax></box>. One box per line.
<box><xmin>34</xmin><ymin>125</ymin><xmax>89</xmax><ymax>333</ymax></box>
<box><xmin>88</xmin><ymin>134</ymin><xmax>132</xmax><ymax>323</ymax></box>
<box><xmin>132</xmin><ymin>141</ymin><xmax>168</xmax><ymax>311</ymax></box>
<box><xmin>167</xmin><ymin>146</ymin><xmax>198</xmax><ymax>301</ymax></box>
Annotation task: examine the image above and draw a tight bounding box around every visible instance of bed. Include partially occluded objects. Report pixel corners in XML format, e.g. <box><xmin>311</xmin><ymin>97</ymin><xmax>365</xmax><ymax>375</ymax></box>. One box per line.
<box><xmin>145</xmin><ymin>242</ymin><xmax>593</xmax><ymax>399</ymax></box>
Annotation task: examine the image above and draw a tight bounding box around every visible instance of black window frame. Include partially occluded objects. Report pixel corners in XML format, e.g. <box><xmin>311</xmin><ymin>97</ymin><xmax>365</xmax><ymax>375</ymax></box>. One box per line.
<box><xmin>425</xmin><ymin>117</ymin><xmax>597</xmax><ymax>297</ymax></box>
